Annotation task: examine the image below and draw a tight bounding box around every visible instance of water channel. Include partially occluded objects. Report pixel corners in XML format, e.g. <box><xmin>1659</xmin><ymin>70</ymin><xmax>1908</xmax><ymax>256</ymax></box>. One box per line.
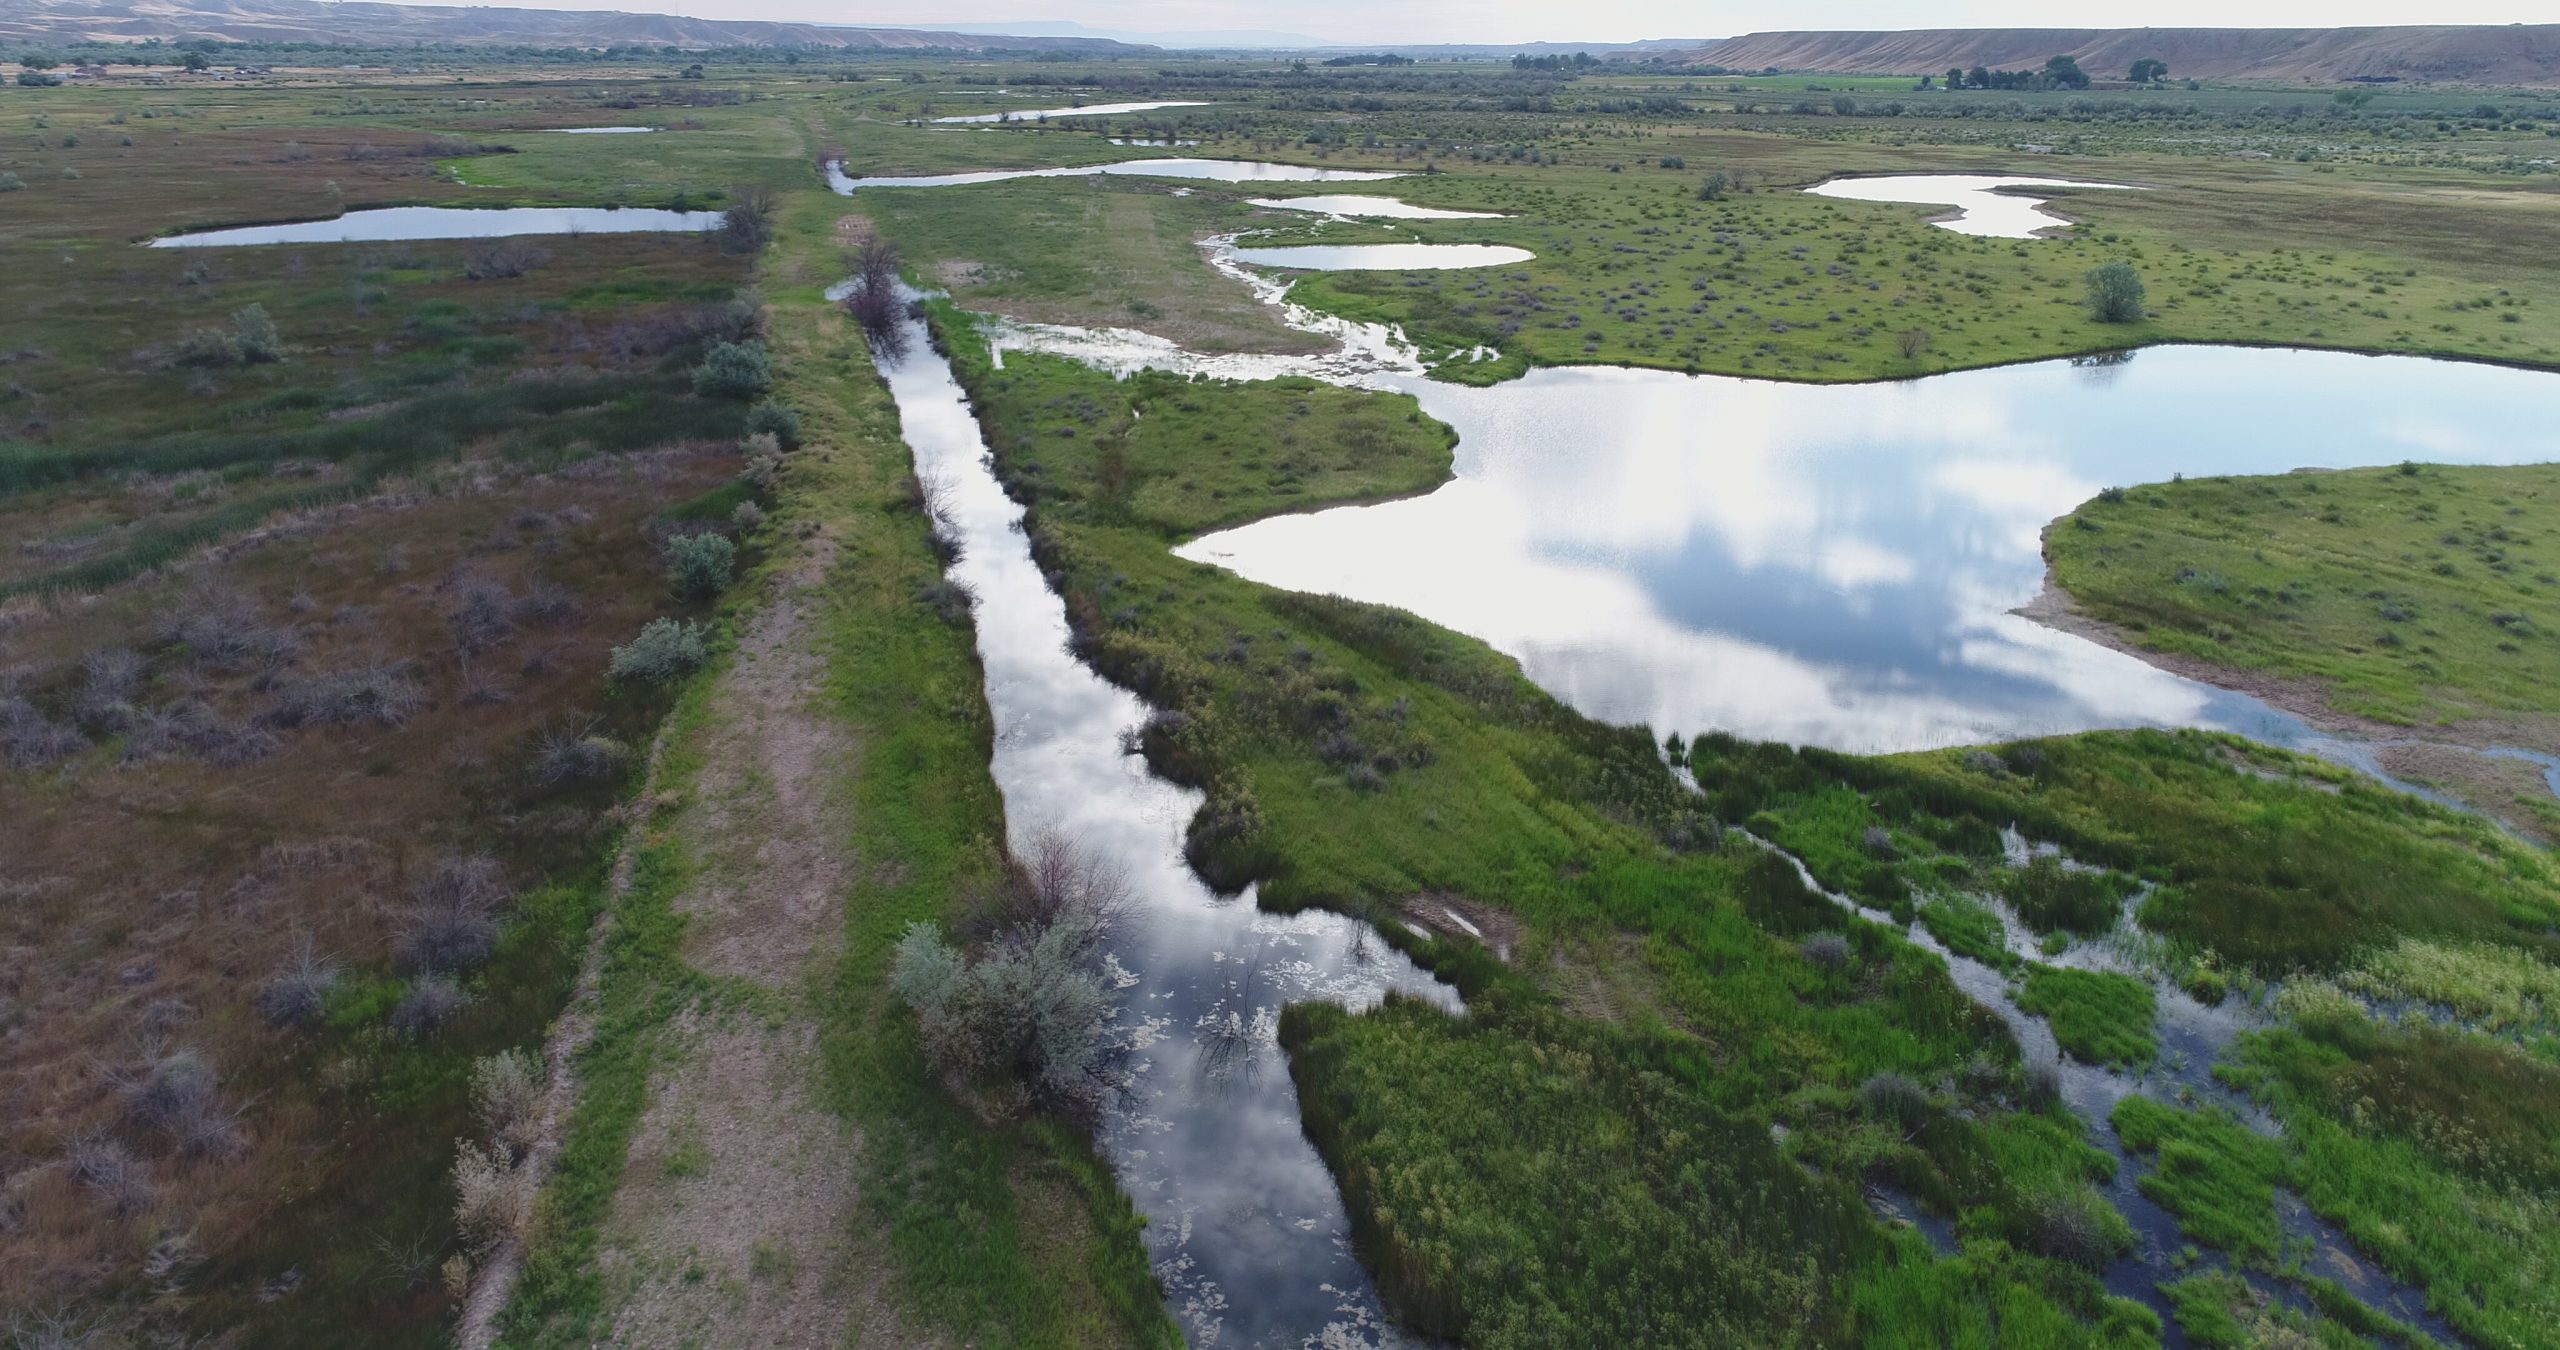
<box><xmin>860</xmin><ymin>295</ymin><xmax>1456</xmax><ymax>1348</ymax></box>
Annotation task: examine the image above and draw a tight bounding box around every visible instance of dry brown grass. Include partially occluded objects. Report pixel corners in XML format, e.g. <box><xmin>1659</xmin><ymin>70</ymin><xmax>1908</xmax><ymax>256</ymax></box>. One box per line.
<box><xmin>0</xmin><ymin>440</ymin><xmax>737</xmax><ymax>1330</ymax></box>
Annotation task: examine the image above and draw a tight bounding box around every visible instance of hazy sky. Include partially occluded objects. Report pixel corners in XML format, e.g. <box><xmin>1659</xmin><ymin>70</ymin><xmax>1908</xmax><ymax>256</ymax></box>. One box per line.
<box><xmin>508</xmin><ymin>0</ymin><xmax>2558</xmax><ymax>44</ymax></box>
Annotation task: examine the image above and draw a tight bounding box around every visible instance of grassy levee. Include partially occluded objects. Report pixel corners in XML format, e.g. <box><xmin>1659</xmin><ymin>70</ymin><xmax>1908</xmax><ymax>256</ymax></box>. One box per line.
<box><xmin>2047</xmin><ymin>462</ymin><xmax>2560</xmax><ymax>739</ymax></box>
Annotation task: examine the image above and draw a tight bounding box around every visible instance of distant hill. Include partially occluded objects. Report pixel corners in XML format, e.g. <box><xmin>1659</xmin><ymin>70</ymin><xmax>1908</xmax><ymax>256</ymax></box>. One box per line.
<box><xmin>1673</xmin><ymin>26</ymin><xmax>2560</xmax><ymax>86</ymax></box>
<box><xmin>0</xmin><ymin>0</ymin><xmax>1155</xmax><ymax>52</ymax></box>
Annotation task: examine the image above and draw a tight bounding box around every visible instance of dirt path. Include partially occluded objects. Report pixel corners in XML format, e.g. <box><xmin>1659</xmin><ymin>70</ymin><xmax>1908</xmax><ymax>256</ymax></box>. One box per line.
<box><xmin>462</xmin><ymin>539</ymin><xmax>945</xmax><ymax>1349</ymax></box>
<box><xmin>581</xmin><ymin>539</ymin><xmax>940</xmax><ymax>1349</ymax></box>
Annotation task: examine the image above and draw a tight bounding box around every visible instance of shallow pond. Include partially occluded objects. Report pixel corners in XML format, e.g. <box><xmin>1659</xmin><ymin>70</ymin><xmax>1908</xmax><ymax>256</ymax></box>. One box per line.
<box><xmin>861</xmin><ymin>294</ymin><xmax>1455</xmax><ymax>1348</ymax></box>
<box><xmin>1230</xmin><ymin>242</ymin><xmax>1535</xmax><ymax>271</ymax></box>
<box><xmin>1246</xmin><ymin>194</ymin><xmax>1503</xmax><ymax>220</ymax></box>
<box><xmin>549</xmin><ymin>125</ymin><xmax>656</xmax><ymax>134</ymax></box>
<box><xmin>1179</xmin><ymin>346</ymin><xmax>2560</xmax><ymax>755</ymax></box>
<box><xmin>148</xmin><ymin>205</ymin><xmax>720</xmax><ymax>247</ymax></box>
<box><xmin>826</xmin><ymin>157</ymin><xmax>1402</xmax><ymax>193</ymax></box>
<box><xmin>1803</xmin><ymin>173</ymin><xmax>2135</xmax><ymax>238</ymax></box>
<box><xmin>936</xmin><ymin>99</ymin><xmax>1215</xmax><ymax>124</ymax></box>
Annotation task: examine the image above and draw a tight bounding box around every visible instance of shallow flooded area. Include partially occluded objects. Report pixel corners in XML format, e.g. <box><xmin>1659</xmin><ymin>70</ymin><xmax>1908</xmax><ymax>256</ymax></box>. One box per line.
<box><xmin>148</xmin><ymin>204</ymin><xmax>720</xmax><ymax>246</ymax></box>
<box><xmin>1803</xmin><ymin>173</ymin><xmax>2136</xmax><ymax>237</ymax></box>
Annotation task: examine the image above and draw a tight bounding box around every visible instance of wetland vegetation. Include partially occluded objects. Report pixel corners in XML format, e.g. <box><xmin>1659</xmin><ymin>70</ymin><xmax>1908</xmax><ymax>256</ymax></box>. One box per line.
<box><xmin>3</xmin><ymin>33</ymin><xmax>2556</xmax><ymax>1350</ymax></box>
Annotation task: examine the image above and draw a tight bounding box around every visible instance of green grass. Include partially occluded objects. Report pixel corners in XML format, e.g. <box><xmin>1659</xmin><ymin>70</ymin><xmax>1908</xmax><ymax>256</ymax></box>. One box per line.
<box><xmin>2050</xmin><ymin>462</ymin><xmax>2560</xmax><ymax>734</ymax></box>
<box><xmin>1700</xmin><ymin>729</ymin><xmax>2560</xmax><ymax>977</ymax></box>
<box><xmin>2109</xmin><ymin>1098</ymin><xmax>2283</xmax><ymax>1262</ymax></box>
<box><xmin>1282</xmin><ymin>993</ymin><xmax>1878</xmax><ymax>1347</ymax></box>
<box><xmin>2016</xmin><ymin>966</ymin><xmax>2158</xmax><ymax>1069</ymax></box>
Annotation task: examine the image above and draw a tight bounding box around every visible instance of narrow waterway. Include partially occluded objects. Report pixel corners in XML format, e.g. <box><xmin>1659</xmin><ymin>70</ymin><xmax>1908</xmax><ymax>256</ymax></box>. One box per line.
<box><xmin>861</xmin><ymin>297</ymin><xmax>1458</xmax><ymax>1348</ymax></box>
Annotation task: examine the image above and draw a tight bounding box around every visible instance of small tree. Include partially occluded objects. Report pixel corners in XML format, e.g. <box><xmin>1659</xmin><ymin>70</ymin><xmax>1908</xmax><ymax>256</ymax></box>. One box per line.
<box><xmin>1696</xmin><ymin>170</ymin><xmax>1729</xmax><ymax>201</ymax></box>
<box><xmin>663</xmin><ymin>532</ymin><xmax>735</xmax><ymax>601</ymax></box>
<box><xmin>1895</xmin><ymin>327</ymin><xmax>1932</xmax><ymax>361</ymax></box>
<box><xmin>717</xmin><ymin>184</ymin><xmax>775</xmax><ymax>254</ymax></box>
<box><xmin>181</xmin><ymin>50</ymin><xmax>210</xmax><ymax>73</ymax></box>
<box><xmin>691</xmin><ymin>340</ymin><xmax>770</xmax><ymax>399</ymax></box>
<box><xmin>2085</xmin><ymin>261</ymin><xmax>2145</xmax><ymax>324</ymax></box>
<box><xmin>845</xmin><ymin>237</ymin><xmax>905</xmax><ymax>345</ymax></box>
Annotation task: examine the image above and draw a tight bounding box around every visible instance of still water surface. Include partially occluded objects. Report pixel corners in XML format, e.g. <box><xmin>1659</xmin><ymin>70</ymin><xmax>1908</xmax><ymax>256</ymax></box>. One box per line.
<box><xmin>864</xmin><ymin>297</ymin><xmax>1455</xmax><ymax>1348</ymax></box>
<box><xmin>936</xmin><ymin>99</ymin><xmax>1216</xmax><ymax>123</ymax></box>
<box><xmin>1181</xmin><ymin>347</ymin><xmax>2560</xmax><ymax>754</ymax></box>
<box><xmin>827</xmin><ymin>157</ymin><xmax>1401</xmax><ymax>192</ymax></box>
<box><xmin>1231</xmin><ymin>242</ymin><xmax>1534</xmax><ymax>271</ymax></box>
<box><xmin>1803</xmin><ymin>173</ymin><xmax>2135</xmax><ymax>237</ymax></box>
<box><xmin>148</xmin><ymin>205</ymin><xmax>719</xmax><ymax>246</ymax></box>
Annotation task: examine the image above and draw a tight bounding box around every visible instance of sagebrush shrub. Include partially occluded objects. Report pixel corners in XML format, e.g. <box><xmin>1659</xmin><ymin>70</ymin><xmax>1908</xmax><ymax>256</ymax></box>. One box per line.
<box><xmin>691</xmin><ymin>340</ymin><xmax>770</xmax><ymax>399</ymax></box>
<box><xmin>609</xmin><ymin>617</ymin><xmax>708</xmax><ymax>683</ymax></box>
<box><xmin>392</xmin><ymin>975</ymin><xmax>470</xmax><ymax>1036</ymax></box>
<box><xmin>664</xmin><ymin>532</ymin><xmax>736</xmax><ymax>601</ymax></box>
<box><xmin>744</xmin><ymin>398</ymin><xmax>801</xmax><ymax>449</ymax></box>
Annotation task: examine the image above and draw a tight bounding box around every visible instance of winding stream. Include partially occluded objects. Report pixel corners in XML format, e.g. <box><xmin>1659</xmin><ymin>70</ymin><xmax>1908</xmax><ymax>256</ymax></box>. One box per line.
<box><xmin>863</xmin><ymin>297</ymin><xmax>1456</xmax><ymax>1348</ymax></box>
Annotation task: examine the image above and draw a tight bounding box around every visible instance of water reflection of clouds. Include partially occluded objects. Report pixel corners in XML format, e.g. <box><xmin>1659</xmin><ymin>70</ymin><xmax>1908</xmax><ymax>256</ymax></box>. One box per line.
<box><xmin>1186</xmin><ymin>346</ymin><xmax>2560</xmax><ymax>753</ymax></box>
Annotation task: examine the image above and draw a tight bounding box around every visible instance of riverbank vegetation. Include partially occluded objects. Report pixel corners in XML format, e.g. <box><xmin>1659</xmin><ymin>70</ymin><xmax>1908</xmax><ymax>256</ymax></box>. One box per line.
<box><xmin>2047</xmin><ymin>461</ymin><xmax>2560</xmax><ymax>835</ymax></box>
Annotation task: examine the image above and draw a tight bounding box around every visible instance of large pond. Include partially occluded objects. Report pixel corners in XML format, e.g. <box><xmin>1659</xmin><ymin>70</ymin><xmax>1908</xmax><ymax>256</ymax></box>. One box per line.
<box><xmin>827</xmin><ymin>157</ymin><xmax>1401</xmax><ymax>193</ymax></box>
<box><xmin>935</xmin><ymin>99</ymin><xmax>1215</xmax><ymax>124</ymax></box>
<box><xmin>1180</xmin><ymin>346</ymin><xmax>2560</xmax><ymax>755</ymax></box>
<box><xmin>862</xmin><ymin>295</ymin><xmax>1456</xmax><ymax>1348</ymax></box>
<box><xmin>1803</xmin><ymin>173</ymin><xmax>2134</xmax><ymax>238</ymax></box>
<box><xmin>148</xmin><ymin>205</ymin><xmax>720</xmax><ymax>247</ymax></box>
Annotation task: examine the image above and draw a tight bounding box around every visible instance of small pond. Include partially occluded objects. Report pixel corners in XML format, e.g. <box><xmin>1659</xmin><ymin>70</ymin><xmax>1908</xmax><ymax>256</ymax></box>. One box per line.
<box><xmin>1803</xmin><ymin>173</ymin><xmax>2135</xmax><ymax>238</ymax></box>
<box><xmin>1180</xmin><ymin>346</ymin><xmax>2560</xmax><ymax>755</ymax></box>
<box><xmin>148</xmin><ymin>205</ymin><xmax>720</xmax><ymax>247</ymax></box>
<box><xmin>549</xmin><ymin>126</ymin><xmax>657</xmax><ymax>134</ymax></box>
<box><xmin>935</xmin><ymin>99</ymin><xmax>1214</xmax><ymax>124</ymax></box>
<box><xmin>1246</xmin><ymin>194</ymin><xmax>1504</xmax><ymax>220</ymax></box>
<box><xmin>827</xmin><ymin>157</ymin><xmax>1401</xmax><ymax>193</ymax></box>
<box><xmin>1230</xmin><ymin>242</ymin><xmax>1534</xmax><ymax>271</ymax></box>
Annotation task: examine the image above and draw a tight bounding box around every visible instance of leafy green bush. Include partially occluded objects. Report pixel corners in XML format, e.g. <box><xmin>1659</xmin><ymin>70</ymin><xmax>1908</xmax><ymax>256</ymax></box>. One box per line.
<box><xmin>691</xmin><ymin>340</ymin><xmax>770</xmax><ymax>399</ymax></box>
<box><xmin>663</xmin><ymin>531</ymin><xmax>736</xmax><ymax>602</ymax></box>
<box><xmin>607</xmin><ymin>617</ymin><xmax>708</xmax><ymax>683</ymax></box>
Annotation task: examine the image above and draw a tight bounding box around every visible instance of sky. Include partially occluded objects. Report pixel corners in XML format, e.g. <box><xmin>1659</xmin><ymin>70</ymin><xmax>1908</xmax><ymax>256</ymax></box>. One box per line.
<box><xmin>482</xmin><ymin>0</ymin><xmax>2560</xmax><ymax>45</ymax></box>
